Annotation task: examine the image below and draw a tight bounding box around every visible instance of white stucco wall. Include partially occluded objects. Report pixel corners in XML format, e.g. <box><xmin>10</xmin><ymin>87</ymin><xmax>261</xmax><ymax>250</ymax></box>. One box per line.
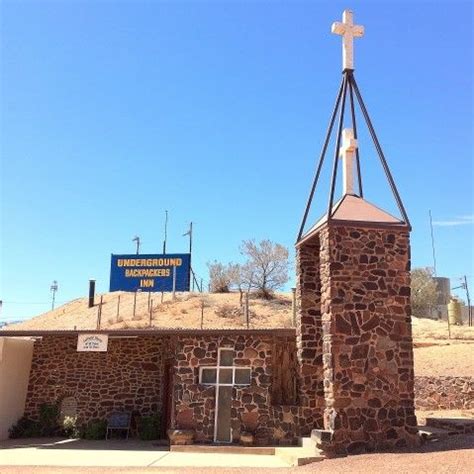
<box><xmin>0</xmin><ymin>337</ymin><xmax>34</xmax><ymax>440</ymax></box>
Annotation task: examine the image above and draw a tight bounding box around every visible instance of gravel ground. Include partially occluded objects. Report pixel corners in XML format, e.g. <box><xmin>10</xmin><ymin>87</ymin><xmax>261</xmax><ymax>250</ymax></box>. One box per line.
<box><xmin>413</xmin><ymin>341</ymin><xmax>474</xmax><ymax>376</ymax></box>
<box><xmin>1</xmin><ymin>434</ymin><xmax>473</xmax><ymax>474</ymax></box>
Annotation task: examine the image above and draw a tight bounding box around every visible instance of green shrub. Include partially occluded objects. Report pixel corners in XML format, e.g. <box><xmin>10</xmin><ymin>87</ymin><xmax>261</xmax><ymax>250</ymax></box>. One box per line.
<box><xmin>138</xmin><ymin>414</ymin><xmax>161</xmax><ymax>440</ymax></box>
<box><xmin>39</xmin><ymin>403</ymin><xmax>60</xmax><ymax>436</ymax></box>
<box><xmin>8</xmin><ymin>417</ymin><xmax>42</xmax><ymax>438</ymax></box>
<box><xmin>82</xmin><ymin>419</ymin><xmax>107</xmax><ymax>440</ymax></box>
<box><xmin>8</xmin><ymin>403</ymin><xmax>60</xmax><ymax>438</ymax></box>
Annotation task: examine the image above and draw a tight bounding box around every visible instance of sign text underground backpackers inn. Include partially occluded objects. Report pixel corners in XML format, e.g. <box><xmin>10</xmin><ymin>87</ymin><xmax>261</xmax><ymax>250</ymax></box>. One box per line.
<box><xmin>109</xmin><ymin>253</ymin><xmax>191</xmax><ymax>292</ymax></box>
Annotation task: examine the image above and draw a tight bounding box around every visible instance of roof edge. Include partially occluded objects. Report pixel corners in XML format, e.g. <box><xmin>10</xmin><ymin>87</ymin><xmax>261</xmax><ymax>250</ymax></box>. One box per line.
<box><xmin>0</xmin><ymin>328</ymin><xmax>296</xmax><ymax>337</ymax></box>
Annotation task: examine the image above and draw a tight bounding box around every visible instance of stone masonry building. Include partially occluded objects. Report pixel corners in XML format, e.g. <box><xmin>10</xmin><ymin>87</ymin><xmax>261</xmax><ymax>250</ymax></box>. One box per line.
<box><xmin>0</xmin><ymin>10</ymin><xmax>420</xmax><ymax>454</ymax></box>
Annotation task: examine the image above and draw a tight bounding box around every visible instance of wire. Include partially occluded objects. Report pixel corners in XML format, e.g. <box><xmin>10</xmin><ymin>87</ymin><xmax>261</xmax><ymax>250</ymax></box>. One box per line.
<box><xmin>0</xmin><ymin>301</ymin><xmax>68</xmax><ymax>305</ymax></box>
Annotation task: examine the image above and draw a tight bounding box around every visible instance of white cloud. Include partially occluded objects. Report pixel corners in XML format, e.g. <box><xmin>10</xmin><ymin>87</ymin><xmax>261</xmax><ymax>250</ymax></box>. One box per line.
<box><xmin>433</xmin><ymin>215</ymin><xmax>474</xmax><ymax>227</ymax></box>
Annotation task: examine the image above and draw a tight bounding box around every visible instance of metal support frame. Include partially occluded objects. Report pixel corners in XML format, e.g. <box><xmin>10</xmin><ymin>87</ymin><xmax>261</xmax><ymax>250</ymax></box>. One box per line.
<box><xmin>349</xmin><ymin>74</ymin><xmax>411</xmax><ymax>227</ymax></box>
<box><xmin>297</xmin><ymin>70</ymin><xmax>411</xmax><ymax>242</ymax></box>
<box><xmin>297</xmin><ymin>75</ymin><xmax>345</xmax><ymax>241</ymax></box>
<box><xmin>348</xmin><ymin>76</ymin><xmax>363</xmax><ymax>197</ymax></box>
<box><xmin>327</xmin><ymin>73</ymin><xmax>349</xmax><ymax>217</ymax></box>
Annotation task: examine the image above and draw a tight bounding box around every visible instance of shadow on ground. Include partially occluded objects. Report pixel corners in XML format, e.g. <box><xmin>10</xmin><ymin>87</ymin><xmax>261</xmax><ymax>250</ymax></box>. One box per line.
<box><xmin>0</xmin><ymin>438</ymin><xmax>168</xmax><ymax>451</ymax></box>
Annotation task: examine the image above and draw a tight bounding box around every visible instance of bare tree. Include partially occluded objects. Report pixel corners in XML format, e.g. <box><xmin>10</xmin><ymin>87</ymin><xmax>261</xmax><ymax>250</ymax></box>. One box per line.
<box><xmin>207</xmin><ymin>261</ymin><xmax>241</xmax><ymax>293</ymax></box>
<box><xmin>240</xmin><ymin>239</ymin><xmax>289</xmax><ymax>299</ymax></box>
<box><xmin>411</xmin><ymin>267</ymin><xmax>439</xmax><ymax>317</ymax></box>
<box><xmin>228</xmin><ymin>262</ymin><xmax>254</xmax><ymax>305</ymax></box>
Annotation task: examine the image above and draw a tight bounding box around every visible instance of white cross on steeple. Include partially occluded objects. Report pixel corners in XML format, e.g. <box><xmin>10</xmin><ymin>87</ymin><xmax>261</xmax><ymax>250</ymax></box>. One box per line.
<box><xmin>339</xmin><ymin>128</ymin><xmax>358</xmax><ymax>195</ymax></box>
<box><xmin>331</xmin><ymin>10</ymin><xmax>364</xmax><ymax>71</ymax></box>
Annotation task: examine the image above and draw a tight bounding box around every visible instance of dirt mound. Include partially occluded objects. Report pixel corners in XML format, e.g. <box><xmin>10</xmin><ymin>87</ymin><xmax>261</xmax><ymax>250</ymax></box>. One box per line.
<box><xmin>3</xmin><ymin>292</ymin><xmax>294</xmax><ymax>331</ymax></box>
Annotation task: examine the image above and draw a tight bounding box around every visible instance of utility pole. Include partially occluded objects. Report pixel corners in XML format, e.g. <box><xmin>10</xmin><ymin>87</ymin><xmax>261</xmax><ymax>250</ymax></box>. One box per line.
<box><xmin>133</xmin><ymin>236</ymin><xmax>140</xmax><ymax>255</ymax></box>
<box><xmin>183</xmin><ymin>222</ymin><xmax>193</xmax><ymax>291</ymax></box>
<box><xmin>163</xmin><ymin>210</ymin><xmax>168</xmax><ymax>254</ymax></box>
<box><xmin>50</xmin><ymin>280</ymin><xmax>58</xmax><ymax>310</ymax></box>
<box><xmin>429</xmin><ymin>210</ymin><xmax>437</xmax><ymax>276</ymax></box>
<box><xmin>463</xmin><ymin>276</ymin><xmax>472</xmax><ymax>327</ymax></box>
<box><xmin>453</xmin><ymin>276</ymin><xmax>472</xmax><ymax>327</ymax></box>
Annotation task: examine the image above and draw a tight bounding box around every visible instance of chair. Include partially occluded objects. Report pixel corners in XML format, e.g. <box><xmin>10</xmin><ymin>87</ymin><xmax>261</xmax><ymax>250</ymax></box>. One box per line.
<box><xmin>106</xmin><ymin>411</ymin><xmax>131</xmax><ymax>440</ymax></box>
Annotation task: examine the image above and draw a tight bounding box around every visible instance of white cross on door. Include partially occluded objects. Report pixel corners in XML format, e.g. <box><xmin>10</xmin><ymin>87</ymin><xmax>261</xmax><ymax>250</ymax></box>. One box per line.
<box><xmin>199</xmin><ymin>348</ymin><xmax>252</xmax><ymax>443</ymax></box>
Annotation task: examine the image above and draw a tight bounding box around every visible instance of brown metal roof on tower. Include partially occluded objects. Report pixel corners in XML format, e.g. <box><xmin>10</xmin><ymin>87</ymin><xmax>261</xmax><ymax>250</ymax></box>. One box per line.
<box><xmin>299</xmin><ymin>195</ymin><xmax>407</xmax><ymax>244</ymax></box>
<box><xmin>297</xmin><ymin>10</ymin><xmax>410</xmax><ymax>243</ymax></box>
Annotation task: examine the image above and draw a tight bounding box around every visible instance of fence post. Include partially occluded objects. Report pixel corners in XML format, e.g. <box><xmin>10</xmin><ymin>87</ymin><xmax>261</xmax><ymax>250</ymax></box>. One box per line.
<box><xmin>149</xmin><ymin>300</ymin><xmax>153</xmax><ymax>327</ymax></box>
<box><xmin>97</xmin><ymin>295</ymin><xmax>103</xmax><ymax>330</ymax></box>
<box><xmin>245</xmin><ymin>293</ymin><xmax>250</xmax><ymax>329</ymax></box>
<box><xmin>291</xmin><ymin>287</ymin><xmax>297</xmax><ymax>327</ymax></box>
<box><xmin>200</xmin><ymin>299</ymin><xmax>205</xmax><ymax>329</ymax></box>
<box><xmin>116</xmin><ymin>295</ymin><xmax>121</xmax><ymax>322</ymax></box>
<box><xmin>172</xmin><ymin>267</ymin><xmax>177</xmax><ymax>301</ymax></box>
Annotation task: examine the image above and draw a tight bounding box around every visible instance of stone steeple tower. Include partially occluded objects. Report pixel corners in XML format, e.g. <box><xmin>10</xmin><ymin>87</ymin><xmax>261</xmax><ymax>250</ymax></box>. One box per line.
<box><xmin>295</xmin><ymin>10</ymin><xmax>419</xmax><ymax>455</ymax></box>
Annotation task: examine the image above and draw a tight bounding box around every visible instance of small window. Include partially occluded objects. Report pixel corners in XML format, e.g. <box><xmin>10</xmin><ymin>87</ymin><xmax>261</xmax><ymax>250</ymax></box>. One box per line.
<box><xmin>218</xmin><ymin>368</ymin><xmax>233</xmax><ymax>384</ymax></box>
<box><xmin>219</xmin><ymin>349</ymin><xmax>234</xmax><ymax>367</ymax></box>
<box><xmin>235</xmin><ymin>368</ymin><xmax>251</xmax><ymax>385</ymax></box>
<box><xmin>200</xmin><ymin>368</ymin><xmax>217</xmax><ymax>384</ymax></box>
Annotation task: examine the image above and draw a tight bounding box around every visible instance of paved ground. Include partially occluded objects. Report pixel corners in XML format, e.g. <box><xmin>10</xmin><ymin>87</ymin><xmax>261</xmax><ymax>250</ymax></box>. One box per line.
<box><xmin>1</xmin><ymin>435</ymin><xmax>473</xmax><ymax>473</ymax></box>
<box><xmin>0</xmin><ymin>438</ymin><xmax>288</xmax><ymax>469</ymax></box>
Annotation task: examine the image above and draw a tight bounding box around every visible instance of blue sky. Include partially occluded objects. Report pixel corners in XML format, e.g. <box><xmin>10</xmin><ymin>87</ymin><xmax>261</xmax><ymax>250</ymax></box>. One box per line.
<box><xmin>1</xmin><ymin>0</ymin><xmax>473</xmax><ymax>321</ymax></box>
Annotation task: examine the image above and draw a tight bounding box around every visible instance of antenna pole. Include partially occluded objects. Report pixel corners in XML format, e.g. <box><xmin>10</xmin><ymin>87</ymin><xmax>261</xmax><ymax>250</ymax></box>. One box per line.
<box><xmin>133</xmin><ymin>236</ymin><xmax>141</xmax><ymax>255</ymax></box>
<box><xmin>163</xmin><ymin>210</ymin><xmax>168</xmax><ymax>254</ymax></box>
<box><xmin>189</xmin><ymin>222</ymin><xmax>193</xmax><ymax>291</ymax></box>
<box><xmin>189</xmin><ymin>222</ymin><xmax>193</xmax><ymax>254</ymax></box>
<box><xmin>429</xmin><ymin>210</ymin><xmax>437</xmax><ymax>276</ymax></box>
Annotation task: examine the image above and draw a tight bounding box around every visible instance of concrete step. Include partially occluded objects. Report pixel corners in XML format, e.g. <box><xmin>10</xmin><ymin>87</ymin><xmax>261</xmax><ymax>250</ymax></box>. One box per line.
<box><xmin>170</xmin><ymin>445</ymin><xmax>275</xmax><ymax>455</ymax></box>
<box><xmin>275</xmin><ymin>446</ymin><xmax>325</xmax><ymax>467</ymax></box>
<box><xmin>171</xmin><ymin>443</ymin><xmax>326</xmax><ymax>467</ymax></box>
<box><xmin>425</xmin><ymin>417</ymin><xmax>474</xmax><ymax>435</ymax></box>
<box><xmin>300</xmin><ymin>436</ymin><xmax>317</xmax><ymax>450</ymax></box>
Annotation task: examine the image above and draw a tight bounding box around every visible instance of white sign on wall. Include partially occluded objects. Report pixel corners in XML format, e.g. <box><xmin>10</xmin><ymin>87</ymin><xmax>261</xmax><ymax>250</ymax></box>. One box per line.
<box><xmin>77</xmin><ymin>334</ymin><xmax>108</xmax><ymax>352</ymax></box>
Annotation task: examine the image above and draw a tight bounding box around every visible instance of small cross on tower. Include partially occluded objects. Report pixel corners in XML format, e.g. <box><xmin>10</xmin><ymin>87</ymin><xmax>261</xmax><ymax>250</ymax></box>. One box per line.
<box><xmin>332</xmin><ymin>10</ymin><xmax>364</xmax><ymax>71</ymax></box>
<box><xmin>339</xmin><ymin>128</ymin><xmax>358</xmax><ymax>195</ymax></box>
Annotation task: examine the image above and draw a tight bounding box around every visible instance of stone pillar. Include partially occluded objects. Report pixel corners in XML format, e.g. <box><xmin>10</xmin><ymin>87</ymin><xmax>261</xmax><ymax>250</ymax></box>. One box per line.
<box><xmin>295</xmin><ymin>237</ymin><xmax>325</xmax><ymax>430</ymax></box>
<box><xmin>317</xmin><ymin>224</ymin><xmax>419</xmax><ymax>454</ymax></box>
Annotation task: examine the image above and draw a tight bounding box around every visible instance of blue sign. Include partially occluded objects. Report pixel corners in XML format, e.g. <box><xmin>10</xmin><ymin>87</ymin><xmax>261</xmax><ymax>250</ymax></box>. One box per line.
<box><xmin>109</xmin><ymin>253</ymin><xmax>191</xmax><ymax>292</ymax></box>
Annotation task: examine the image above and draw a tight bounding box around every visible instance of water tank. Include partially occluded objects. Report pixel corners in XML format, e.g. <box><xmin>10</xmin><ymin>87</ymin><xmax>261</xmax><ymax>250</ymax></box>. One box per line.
<box><xmin>434</xmin><ymin>277</ymin><xmax>451</xmax><ymax>305</ymax></box>
<box><xmin>448</xmin><ymin>298</ymin><xmax>463</xmax><ymax>326</ymax></box>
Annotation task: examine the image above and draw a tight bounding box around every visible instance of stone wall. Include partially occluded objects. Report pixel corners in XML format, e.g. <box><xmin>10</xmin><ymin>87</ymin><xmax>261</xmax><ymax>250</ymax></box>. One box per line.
<box><xmin>23</xmin><ymin>332</ymin><xmax>306</xmax><ymax>444</ymax></box>
<box><xmin>295</xmin><ymin>238</ymin><xmax>324</xmax><ymax>427</ymax></box>
<box><xmin>18</xmin><ymin>331</ymin><xmax>474</xmax><ymax>445</ymax></box>
<box><xmin>24</xmin><ymin>335</ymin><xmax>165</xmax><ymax>424</ymax></box>
<box><xmin>172</xmin><ymin>334</ymin><xmax>311</xmax><ymax>444</ymax></box>
<box><xmin>415</xmin><ymin>376</ymin><xmax>474</xmax><ymax>410</ymax></box>
<box><xmin>318</xmin><ymin>224</ymin><xmax>418</xmax><ymax>453</ymax></box>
